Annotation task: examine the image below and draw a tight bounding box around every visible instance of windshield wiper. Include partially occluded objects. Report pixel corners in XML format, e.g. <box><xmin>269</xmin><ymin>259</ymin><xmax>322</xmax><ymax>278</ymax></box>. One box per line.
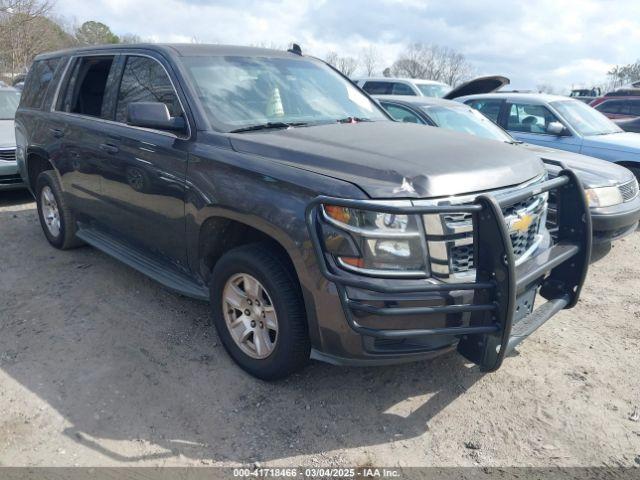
<box><xmin>336</xmin><ymin>117</ymin><xmax>372</xmax><ymax>123</ymax></box>
<box><xmin>229</xmin><ymin>121</ymin><xmax>308</xmax><ymax>133</ymax></box>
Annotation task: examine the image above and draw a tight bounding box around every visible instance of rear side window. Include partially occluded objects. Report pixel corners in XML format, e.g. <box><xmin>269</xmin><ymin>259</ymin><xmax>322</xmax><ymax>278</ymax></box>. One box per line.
<box><xmin>362</xmin><ymin>81</ymin><xmax>391</xmax><ymax>95</ymax></box>
<box><xmin>390</xmin><ymin>82</ymin><xmax>414</xmax><ymax>95</ymax></box>
<box><xmin>20</xmin><ymin>58</ymin><xmax>61</xmax><ymax>109</ymax></box>
<box><xmin>466</xmin><ymin>99</ymin><xmax>503</xmax><ymax>123</ymax></box>
<box><xmin>381</xmin><ymin>102</ymin><xmax>424</xmax><ymax>124</ymax></box>
<box><xmin>595</xmin><ymin>100</ymin><xmax>624</xmax><ymax>114</ymax></box>
<box><xmin>59</xmin><ymin>56</ymin><xmax>116</xmax><ymax>118</ymax></box>
<box><xmin>115</xmin><ymin>56</ymin><xmax>182</xmax><ymax>123</ymax></box>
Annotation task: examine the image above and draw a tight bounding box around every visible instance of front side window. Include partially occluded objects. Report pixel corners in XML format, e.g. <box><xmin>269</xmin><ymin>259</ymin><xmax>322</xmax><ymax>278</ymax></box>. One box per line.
<box><xmin>59</xmin><ymin>56</ymin><xmax>116</xmax><ymax>118</ymax></box>
<box><xmin>628</xmin><ymin>100</ymin><xmax>640</xmax><ymax>116</ymax></box>
<box><xmin>362</xmin><ymin>81</ymin><xmax>391</xmax><ymax>95</ymax></box>
<box><xmin>466</xmin><ymin>99</ymin><xmax>503</xmax><ymax>123</ymax></box>
<box><xmin>506</xmin><ymin>103</ymin><xmax>561</xmax><ymax>134</ymax></box>
<box><xmin>182</xmin><ymin>56</ymin><xmax>387</xmax><ymax>132</ymax></box>
<box><xmin>421</xmin><ymin>104</ymin><xmax>514</xmax><ymax>142</ymax></box>
<box><xmin>0</xmin><ymin>90</ymin><xmax>22</xmax><ymax>119</ymax></box>
<box><xmin>551</xmin><ymin>100</ymin><xmax>622</xmax><ymax>136</ymax></box>
<box><xmin>381</xmin><ymin>103</ymin><xmax>424</xmax><ymax>124</ymax></box>
<box><xmin>115</xmin><ymin>56</ymin><xmax>182</xmax><ymax>123</ymax></box>
<box><xmin>20</xmin><ymin>58</ymin><xmax>61</xmax><ymax>110</ymax></box>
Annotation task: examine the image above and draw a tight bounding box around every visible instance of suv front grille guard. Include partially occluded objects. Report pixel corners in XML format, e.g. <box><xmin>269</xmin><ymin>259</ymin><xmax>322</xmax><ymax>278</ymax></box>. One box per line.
<box><xmin>305</xmin><ymin>169</ymin><xmax>591</xmax><ymax>372</ymax></box>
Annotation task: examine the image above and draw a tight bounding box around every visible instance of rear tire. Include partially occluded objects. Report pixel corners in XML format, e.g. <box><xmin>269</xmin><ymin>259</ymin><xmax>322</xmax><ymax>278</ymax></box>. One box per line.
<box><xmin>210</xmin><ymin>242</ymin><xmax>310</xmax><ymax>380</ymax></box>
<box><xmin>35</xmin><ymin>170</ymin><xmax>84</xmax><ymax>250</ymax></box>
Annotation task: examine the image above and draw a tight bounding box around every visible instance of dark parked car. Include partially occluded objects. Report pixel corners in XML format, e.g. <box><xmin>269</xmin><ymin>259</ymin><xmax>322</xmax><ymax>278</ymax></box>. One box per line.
<box><xmin>613</xmin><ymin>116</ymin><xmax>640</xmax><ymax>133</ymax></box>
<box><xmin>589</xmin><ymin>97</ymin><xmax>640</xmax><ymax>133</ymax></box>
<box><xmin>16</xmin><ymin>44</ymin><xmax>591</xmax><ymax>380</ymax></box>
<box><xmin>569</xmin><ymin>87</ymin><xmax>602</xmax><ymax>104</ymax></box>
<box><xmin>590</xmin><ymin>96</ymin><xmax>640</xmax><ymax>119</ymax></box>
<box><xmin>376</xmin><ymin>95</ymin><xmax>640</xmax><ymax>244</ymax></box>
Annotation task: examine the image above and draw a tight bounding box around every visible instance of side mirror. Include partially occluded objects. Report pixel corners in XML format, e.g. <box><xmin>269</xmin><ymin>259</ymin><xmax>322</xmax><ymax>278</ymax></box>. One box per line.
<box><xmin>547</xmin><ymin>121</ymin><xmax>568</xmax><ymax>136</ymax></box>
<box><xmin>127</xmin><ymin>102</ymin><xmax>186</xmax><ymax>132</ymax></box>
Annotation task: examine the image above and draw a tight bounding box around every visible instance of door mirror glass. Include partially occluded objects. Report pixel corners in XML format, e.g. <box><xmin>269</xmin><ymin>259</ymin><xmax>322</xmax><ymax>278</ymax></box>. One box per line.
<box><xmin>127</xmin><ymin>102</ymin><xmax>186</xmax><ymax>132</ymax></box>
<box><xmin>546</xmin><ymin>121</ymin><xmax>567</xmax><ymax>136</ymax></box>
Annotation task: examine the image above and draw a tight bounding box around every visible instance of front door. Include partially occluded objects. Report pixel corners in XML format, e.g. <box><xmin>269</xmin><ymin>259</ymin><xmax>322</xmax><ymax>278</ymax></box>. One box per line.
<box><xmin>503</xmin><ymin>102</ymin><xmax>582</xmax><ymax>153</ymax></box>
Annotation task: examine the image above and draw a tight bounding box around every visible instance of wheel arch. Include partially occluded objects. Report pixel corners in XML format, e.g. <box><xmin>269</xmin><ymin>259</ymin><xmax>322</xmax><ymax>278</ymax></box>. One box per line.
<box><xmin>194</xmin><ymin>210</ymin><xmax>322</xmax><ymax>349</ymax></box>
<box><xmin>195</xmin><ymin>213</ymin><xmax>303</xmax><ymax>285</ymax></box>
<box><xmin>25</xmin><ymin>148</ymin><xmax>56</xmax><ymax>192</ymax></box>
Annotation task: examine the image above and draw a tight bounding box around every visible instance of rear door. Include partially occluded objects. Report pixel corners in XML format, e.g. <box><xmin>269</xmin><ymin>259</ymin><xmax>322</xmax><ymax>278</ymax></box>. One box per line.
<box><xmin>94</xmin><ymin>53</ymin><xmax>191</xmax><ymax>268</ymax></box>
<box><xmin>53</xmin><ymin>54</ymin><xmax>120</xmax><ymax>221</ymax></box>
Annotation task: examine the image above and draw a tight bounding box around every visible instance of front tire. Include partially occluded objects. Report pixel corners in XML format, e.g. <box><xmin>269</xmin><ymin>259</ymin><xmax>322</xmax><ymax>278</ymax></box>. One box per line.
<box><xmin>210</xmin><ymin>243</ymin><xmax>310</xmax><ymax>380</ymax></box>
<box><xmin>36</xmin><ymin>170</ymin><xmax>84</xmax><ymax>250</ymax></box>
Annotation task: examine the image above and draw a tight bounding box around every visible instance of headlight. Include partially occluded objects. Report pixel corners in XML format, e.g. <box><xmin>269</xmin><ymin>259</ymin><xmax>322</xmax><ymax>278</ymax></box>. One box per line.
<box><xmin>585</xmin><ymin>186</ymin><xmax>623</xmax><ymax>208</ymax></box>
<box><xmin>322</xmin><ymin>204</ymin><xmax>426</xmax><ymax>276</ymax></box>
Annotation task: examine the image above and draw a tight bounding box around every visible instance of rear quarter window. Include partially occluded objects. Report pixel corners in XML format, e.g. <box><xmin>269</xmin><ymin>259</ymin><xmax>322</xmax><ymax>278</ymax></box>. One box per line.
<box><xmin>362</xmin><ymin>81</ymin><xmax>391</xmax><ymax>95</ymax></box>
<box><xmin>20</xmin><ymin>58</ymin><xmax>62</xmax><ymax>110</ymax></box>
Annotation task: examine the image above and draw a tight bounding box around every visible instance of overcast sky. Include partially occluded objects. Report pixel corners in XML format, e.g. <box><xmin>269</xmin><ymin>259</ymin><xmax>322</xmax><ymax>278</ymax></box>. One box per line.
<box><xmin>53</xmin><ymin>0</ymin><xmax>640</xmax><ymax>91</ymax></box>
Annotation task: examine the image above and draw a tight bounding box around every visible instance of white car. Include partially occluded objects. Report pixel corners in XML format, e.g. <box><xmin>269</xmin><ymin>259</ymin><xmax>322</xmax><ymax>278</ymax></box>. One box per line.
<box><xmin>353</xmin><ymin>77</ymin><xmax>452</xmax><ymax>97</ymax></box>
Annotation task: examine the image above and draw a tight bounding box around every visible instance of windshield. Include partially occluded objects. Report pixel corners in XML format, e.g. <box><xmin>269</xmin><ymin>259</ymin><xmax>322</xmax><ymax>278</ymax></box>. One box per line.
<box><xmin>416</xmin><ymin>83</ymin><xmax>451</xmax><ymax>97</ymax></box>
<box><xmin>420</xmin><ymin>104</ymin><xmax>514</xmax><ymax>142</ymax></box>
<box><xmin>182</xmin><ymin>56</ymin><xmax>387</xmax><ymax>131</ymax></box>
<box><xmin>551</xmin><ymin>100</ymin><xmax>622</xmax><ymax>136</ymax></box>
<box><xmin>0</xmin><ymin>90</ymin><xmax>20</xmax><ymax>120</ymax></box>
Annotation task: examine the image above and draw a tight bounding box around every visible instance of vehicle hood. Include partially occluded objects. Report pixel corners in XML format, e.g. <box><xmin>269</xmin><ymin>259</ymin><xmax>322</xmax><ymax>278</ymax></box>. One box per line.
<box><xmin>443</xmin><ymin>75</ymin><xmax>510</xmax><ymax>100</ymax></box>
<box><xmin>229</xmin><ymin>121</ymin><xmax>544</xmax><ymax>199</ymax></box>
<box><xmin>521</xmin><ymin>143</ymin><xmax>633</xmax><ymax>187</ymax></box>
<box><xmin>583</xmin><ymin>131</ymin><xmax>640</xmax><ymax>154</ymax></box>
<box><xmin>0</xmin><ymin>120</ymin><xmax>16</xmax><ymax>148</ymax></box>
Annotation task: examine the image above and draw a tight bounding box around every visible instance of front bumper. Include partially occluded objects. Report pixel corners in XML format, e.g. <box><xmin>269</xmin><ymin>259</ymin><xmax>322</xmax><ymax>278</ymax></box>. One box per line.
<box><xmin>306</xmin><ymin>170</ymin><xmax>592</xmax><ymax>371</ymax></box>
<box><xmin>0</xmin><ymin>160</ymin><xmax>26</xmax><ymax>190</ymax></box>
<box><xmin>590</xmin><ymin>194</ymin><xmax>640</xmax><ymax>243</ymax></box>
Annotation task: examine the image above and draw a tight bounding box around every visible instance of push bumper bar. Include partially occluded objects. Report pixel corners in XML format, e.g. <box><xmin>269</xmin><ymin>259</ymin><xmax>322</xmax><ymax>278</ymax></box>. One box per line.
<box><xmin>306</xmin><ymin>170</ymin><xmax>592</xmax><ymax>372</ymax></box>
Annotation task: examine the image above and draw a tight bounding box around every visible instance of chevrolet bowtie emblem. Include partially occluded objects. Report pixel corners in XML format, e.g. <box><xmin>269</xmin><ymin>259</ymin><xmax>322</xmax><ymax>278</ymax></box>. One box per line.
<box><xmin>510</xmin><ymin>213</ymin><xmax>533</xmax><ymax>233</ymax></box>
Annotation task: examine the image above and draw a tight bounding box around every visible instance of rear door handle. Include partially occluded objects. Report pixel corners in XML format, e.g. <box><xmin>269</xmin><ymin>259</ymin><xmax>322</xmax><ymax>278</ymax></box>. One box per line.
<box><xmin>99</xmin><ymin>143</ymin><xmax>119</xmax><ymax>154</ymax></box>
<box><xmin>49</xmin><ymin>128</ymin><xmax>64</xmax><ymax>138</ymax></box>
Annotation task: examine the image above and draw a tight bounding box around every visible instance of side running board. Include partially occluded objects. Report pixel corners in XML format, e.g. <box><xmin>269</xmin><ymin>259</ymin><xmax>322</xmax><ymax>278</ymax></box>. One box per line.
<box><xmin>76</xmin><ymin>227</ymin><xmax>209</xmax><ymax>301</ymax></box>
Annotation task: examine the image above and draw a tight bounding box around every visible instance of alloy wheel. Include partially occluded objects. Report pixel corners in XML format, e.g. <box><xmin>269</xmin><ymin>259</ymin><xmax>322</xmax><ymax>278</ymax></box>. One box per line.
<box><xmin>222</xmin><ymin>273</ymin><xmax>278</xmax><ymax>359</ymax></box>
<box><xmin>41</xmin><ymin>185</ymin><xmax>61</xmax><ymax>238</ymax></box>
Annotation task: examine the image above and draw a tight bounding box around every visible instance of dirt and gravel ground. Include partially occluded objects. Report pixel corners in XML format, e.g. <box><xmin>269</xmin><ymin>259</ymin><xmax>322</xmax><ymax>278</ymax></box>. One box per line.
<box><xmin>1</xmin><ymin>189</ymin><xmax>639</xmax><ymax>468</ymax></box>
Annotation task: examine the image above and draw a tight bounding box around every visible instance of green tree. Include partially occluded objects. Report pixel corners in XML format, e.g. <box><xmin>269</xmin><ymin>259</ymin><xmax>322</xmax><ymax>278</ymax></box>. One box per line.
<box><xmin>75</xmin><ymin>20</ymin><xmax>119</xmax><ymax>45</ymax></box>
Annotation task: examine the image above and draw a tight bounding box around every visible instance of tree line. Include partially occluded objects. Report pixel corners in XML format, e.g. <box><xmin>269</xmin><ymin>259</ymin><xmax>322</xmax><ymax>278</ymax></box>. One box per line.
<box><xmin>4</xmin><ymin>0</ymin><xmax>638</xmax><ymax>91</ymax></box>
<box><xmin>324</xmin><ymin>43</ymin><xmax>474</xmax><ymax>86</ymax></box>
<box><xmin>0</xmin><ymin>0</ymin><xmax>141</xmax><ymax>81</ymax></box>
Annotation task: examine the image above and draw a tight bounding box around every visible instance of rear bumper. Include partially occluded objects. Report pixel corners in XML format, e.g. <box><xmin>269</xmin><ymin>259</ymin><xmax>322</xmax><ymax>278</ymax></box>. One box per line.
<box><xmin>306</xmin><ymin>170</ymin><xmax>592</xmax><ymax>371</ymax></box>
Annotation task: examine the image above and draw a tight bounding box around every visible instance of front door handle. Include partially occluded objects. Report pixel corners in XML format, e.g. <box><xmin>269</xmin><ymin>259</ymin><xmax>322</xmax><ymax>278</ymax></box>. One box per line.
<box><xmin>49</xmin><ymin>128</ymin><xmax>64</xmax><ymax>138</ymax></box>
<box><xmin>99</xmin><ymin>143</ymin><xmax>119</xmax><ymax>154</ymax></box>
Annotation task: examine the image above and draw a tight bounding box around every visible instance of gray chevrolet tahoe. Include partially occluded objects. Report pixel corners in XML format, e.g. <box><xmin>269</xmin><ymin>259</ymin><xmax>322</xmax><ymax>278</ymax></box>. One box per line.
<box><xmin>15</xmin><ymin>44</ymin><xmax>592</xmax><ymax>380</ymax></box>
